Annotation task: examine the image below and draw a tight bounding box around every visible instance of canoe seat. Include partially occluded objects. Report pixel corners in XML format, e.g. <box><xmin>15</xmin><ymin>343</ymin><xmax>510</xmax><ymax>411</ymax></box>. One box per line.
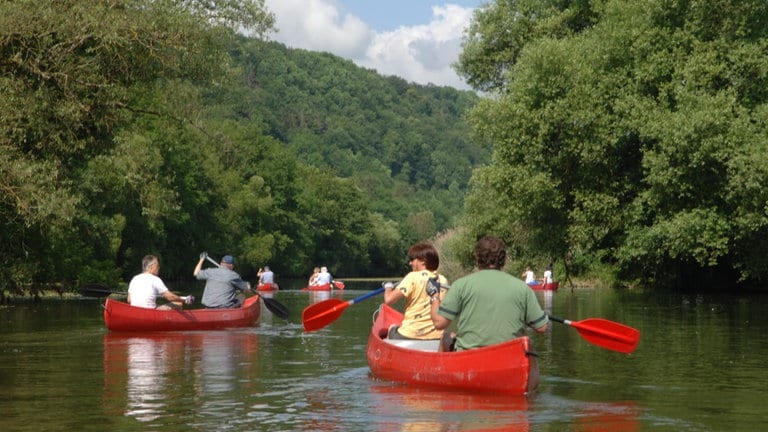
<box><xmin>383</xmin><ymin>338</ymin><xmax>440</xmax><ymax>352</ymax></box>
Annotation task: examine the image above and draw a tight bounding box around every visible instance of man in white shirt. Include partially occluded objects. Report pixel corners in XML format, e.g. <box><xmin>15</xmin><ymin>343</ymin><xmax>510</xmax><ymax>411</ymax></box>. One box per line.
<box><xmin>316</xmin><ymin>266</ymin><xmax>332</xmax><ymax>285</ymax></box>
<box><xmin>522</xmin><ymin>266</ymin><xmax>536</xmax><ymax>285</ymax></box>
<box><xmin>127</xmin><ymin>255</ymin><xmax>186</xmax><ymax>309</ymax></box>
<box><xmin>258</xmin><ymin>266</ymin><xmax>275</xmax><ymax>284</ymax></box>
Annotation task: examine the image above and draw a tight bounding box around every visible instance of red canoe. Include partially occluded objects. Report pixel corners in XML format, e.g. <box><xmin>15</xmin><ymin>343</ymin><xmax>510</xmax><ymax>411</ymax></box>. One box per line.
<box><xmin>366</xmin><ymin>304</ymin><xmax>539</xmax><ymax>395</ymax></box>
<box><xmin>528</xmin><ymin>281</ymin><xmax>559</xmax><ymax>291</ymax></box>
<box><xmin>256</xmin><ymin>282</ymin><xmax>279</xmax><ymax>291</ymax></box>
<box><xmin>103</xmin><ymin>296</ymin><xmax>261</xmax><ymax>332</ymax></box>
<box><xmin>301</xmin><ymin>281</ymin><xmax>344</xmax><ymax>291</ymax></box>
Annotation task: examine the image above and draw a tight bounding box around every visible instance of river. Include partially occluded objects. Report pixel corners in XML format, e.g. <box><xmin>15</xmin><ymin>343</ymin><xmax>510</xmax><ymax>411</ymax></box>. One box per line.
<box><xmin>0</xmin><ymin>281</ymin><xmax>765</xmax><ymax>431</ymax></box>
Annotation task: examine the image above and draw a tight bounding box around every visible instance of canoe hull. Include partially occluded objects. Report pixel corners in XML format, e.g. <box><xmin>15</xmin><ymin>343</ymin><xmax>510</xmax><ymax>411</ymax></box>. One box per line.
<box><xmin>256</xmin><ymin>283</ymin><xmax>278</xmax><ymax>291</ymax></box>
<box><xmin>302</xmin><ymin>281</ymin><xmax>344</xmax><ymax>291</ymax></box>
<box><xmin>104</xmin><ymin>296</ymin><xmax>261</xmax><ymax>332</ymax></box>
<box><xmin>528</xmin><ymin>281</ymin><xmax>559</xmax><ymax>291</ymax></box>
<box><xmin>366</xmin><ymin>304</ymin><xmax>538</xmax><ymax>395</ymax></box>
<box><xmin>302</xmin><ymin>283</ymin><xmax>332</xmax><ymax>291</ymax></box>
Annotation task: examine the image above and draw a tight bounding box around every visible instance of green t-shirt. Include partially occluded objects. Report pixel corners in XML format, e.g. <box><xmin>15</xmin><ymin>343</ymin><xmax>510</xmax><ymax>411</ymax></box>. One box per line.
<box><xmin>437</xmin><ymin>269</ymin><xmax>548</xmax><ymax>351</ymax></box>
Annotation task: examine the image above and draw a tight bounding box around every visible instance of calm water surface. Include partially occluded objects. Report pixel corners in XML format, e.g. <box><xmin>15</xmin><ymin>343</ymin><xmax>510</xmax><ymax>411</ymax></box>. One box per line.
<box><xmin>1</xmin><ymin>281</ymin><xmax>766</xmax><ymax>431</ymax></box>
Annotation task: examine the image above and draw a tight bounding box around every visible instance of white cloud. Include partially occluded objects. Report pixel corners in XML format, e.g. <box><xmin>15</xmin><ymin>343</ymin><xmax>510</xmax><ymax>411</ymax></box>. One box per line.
<box><xmin>265</xmin><ymin>0</ymin><xmax>373</xmax><ymax>59</ymax></box>
<box><xmin>264</xmin><ymin>1</ymin><xmax>474</xmax><ymax>90</ymax></box>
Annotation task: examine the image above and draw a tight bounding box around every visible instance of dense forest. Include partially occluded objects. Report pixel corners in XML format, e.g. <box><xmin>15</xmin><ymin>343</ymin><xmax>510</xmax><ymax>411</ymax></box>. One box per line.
<box><xmin>456</xmin><ymin>0</ymin><xmax>768</xmax><ymax>290</ymax></box>
<box><xmin>4</xmin><ymin>0</ymin><xmax>768</xmax><ymax>296</ymax></box>
<box><xmin>0</xmin><ymin>0</ymin><xmax>483</xmax><ymax>296</ymax></box>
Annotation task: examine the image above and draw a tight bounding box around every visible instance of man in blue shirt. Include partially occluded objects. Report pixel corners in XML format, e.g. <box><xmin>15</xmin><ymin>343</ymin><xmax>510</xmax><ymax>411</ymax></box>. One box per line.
<box><xmin>194</xmin><ymin>254</ymin><xmax>251</xmax><ymax>308</ymax></box>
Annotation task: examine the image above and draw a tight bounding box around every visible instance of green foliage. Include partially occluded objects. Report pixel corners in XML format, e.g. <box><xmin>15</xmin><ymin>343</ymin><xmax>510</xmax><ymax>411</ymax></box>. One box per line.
<box><xmin>457</xmin><ymin>0</ymin><xmax>599</xmax><ymax>92</ymax></box>
<box><xmin>457</xmin><ymin>0</ymin><xmax>768</xmax><ymax>289</ymax></box>
<box><xmin>231</xmin><ymin>39</ymin><xmax>484</xmax><ymax>236</ymax></box>
<box><xmin>0</xmin><ymin>0</ymin><xmax>275</xmax><ymax>288</ymax></box>
<box><xmin>0</xmin><ymin>0</ymin><xmax>486</xmax><ymax>291</ymax></box>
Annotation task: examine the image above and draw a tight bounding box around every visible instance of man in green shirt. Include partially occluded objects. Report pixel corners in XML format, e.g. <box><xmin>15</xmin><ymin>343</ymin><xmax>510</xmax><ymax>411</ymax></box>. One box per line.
<box><xmin>430</xmin><ymin>236</ymin><xmax>549</xmax><ymax>351</ymax></box>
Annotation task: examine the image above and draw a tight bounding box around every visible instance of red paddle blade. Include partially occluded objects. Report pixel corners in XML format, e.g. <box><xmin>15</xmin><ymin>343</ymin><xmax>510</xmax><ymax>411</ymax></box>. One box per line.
<box><xmin>302</xmin><ymin>299</ymin><xmax>350</xmax><ymax>332</ymax></box>
<box><xmin>333</xmin><ymin>281</ymin><xmax>345</xmax><ymax>290</ymax></box>
<box><xmin>570</xmin><ymin>318</ymin><xmax>640</xmax><ymax>354</ymax></box>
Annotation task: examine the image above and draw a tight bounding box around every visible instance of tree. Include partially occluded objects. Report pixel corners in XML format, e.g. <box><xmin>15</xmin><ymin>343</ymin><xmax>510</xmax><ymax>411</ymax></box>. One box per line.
<box><xmin>457</xmin><ymin>0</ymin><xmax>768</xmax><ymax>289</ymax></box>
<box><xmin>0</xmin><ymin>0</ymin><xmax>274</xmax><ymax>290</ymax></box>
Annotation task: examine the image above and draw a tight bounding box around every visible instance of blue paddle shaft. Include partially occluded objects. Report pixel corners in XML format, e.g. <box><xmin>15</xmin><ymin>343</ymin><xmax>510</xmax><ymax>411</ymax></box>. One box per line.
<box><xmin>349</xmin><ymin>287</ymin><xmax>386</xmax><ymax>305</ymax></box>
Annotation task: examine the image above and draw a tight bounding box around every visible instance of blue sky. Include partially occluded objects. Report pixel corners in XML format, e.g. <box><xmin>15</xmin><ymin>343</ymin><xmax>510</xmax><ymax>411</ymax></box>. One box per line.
<box><xmin>263</xmin><ymin>1</ymin><xmax>486</xmax><ymax>90</ymax></box>
<box><xmin>338</xmin><ymin>0</ymin><xmax>484</xmax><ymax>31</ymax></box>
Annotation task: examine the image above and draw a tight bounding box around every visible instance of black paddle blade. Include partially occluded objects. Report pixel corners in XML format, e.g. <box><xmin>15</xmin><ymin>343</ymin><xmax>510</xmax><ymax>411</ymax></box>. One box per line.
<box><xmin>79</xmin><ymin>284</ymin><xmax>125</xmax><ymax>297</ymax></box>
<box><xmin>262</xmin><ymin>297</ymin><xmax>290</xmax><ymax>319</ymax></box>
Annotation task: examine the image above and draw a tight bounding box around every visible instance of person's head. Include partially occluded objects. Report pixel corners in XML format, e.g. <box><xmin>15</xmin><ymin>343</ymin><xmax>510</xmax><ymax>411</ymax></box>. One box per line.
<box><xmin>474</xmin><ymin>236</ymin><xmax>506</xmax><ymax>270</ymax></box>
<box><xmin>320</xmin><ymin>266</ymin><xmax>328</xmax><ymax>273</ymax></box>
<box><xmin>221</xmin><ymin>255</ymin><xmax>235</xmax><ymax>269</ymax></box>
<box><xmin>313</xmin><ymin>266</ymin><xmax>319</xmax><ymax>273</ymax></box>
<box><xmin>407</xmin><ymin>242</ymin><xmax>440</xmax><ymax>271</ymax></box>
<box><xmin>142</xmin><ymin>255</ymin><xmax>160</xmax><ymax>274</ymax></box>
<box><xmin>263</xmin><ymin>266</ymin><xmax>270</xmax><ymax>272</ymax></box>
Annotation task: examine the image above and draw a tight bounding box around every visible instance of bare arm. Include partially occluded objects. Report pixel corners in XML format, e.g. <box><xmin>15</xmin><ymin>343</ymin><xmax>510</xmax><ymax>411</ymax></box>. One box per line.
<box><xmin>193</xmin><ymin>258</ymin><xmax>204</xmax><ymax>277</ymax></box>
<box><xmin>383</xmin><ymin>284</ymin><xmax>403</xmax><ymax>305</ymax></box>
<box><xmin>161</xmin><ymin>290</ymin><xmax>184</xmax><ymax>303</ymax></box>
<box><xmin>429</xmin><ymin>298</ymin><xmax>451</xmax><ymax>329</ymax></box>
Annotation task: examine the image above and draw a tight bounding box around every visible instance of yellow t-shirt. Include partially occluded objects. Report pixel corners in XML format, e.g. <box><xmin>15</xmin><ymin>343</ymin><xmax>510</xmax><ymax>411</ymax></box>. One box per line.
<box><xmin>396</xmin><ymin>270</ymin><xmax>448</xmax><ymax>339</ymax></box>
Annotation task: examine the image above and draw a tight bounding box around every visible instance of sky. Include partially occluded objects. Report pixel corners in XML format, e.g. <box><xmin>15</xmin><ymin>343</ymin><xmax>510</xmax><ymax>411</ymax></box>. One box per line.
<box><xmin>263</xmin><ymin>0</ymin><xmax>485</xmax><ymax>90</ymax></box>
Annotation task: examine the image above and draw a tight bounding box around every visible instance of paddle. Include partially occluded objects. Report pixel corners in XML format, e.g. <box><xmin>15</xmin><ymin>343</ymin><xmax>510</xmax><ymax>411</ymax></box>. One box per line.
<box><xmin>302</xmin><ymin>287</ymin><xmax>385</xmax><ymax>332</ymax></box>
<box><xmin>548</xmin><ymin>314</ymin><xmax>640</xmax><ymax>354</ymax></box>
<box><xmin>202</xmin><ymin>254</ymin><xmax>290</xmax><ymax>320</ymax></box>
<box><xmin>79</xmin><ymin>284</ymin><xmax>126</xmax><ymax>297</ymax></box>
<box><xmin>79</xmin><ymin>284</ymin><xmax>194</xmax><ymax>305</ymax></box>
<box><xmin>332</xmin><ymin>280</ymin><xmax>345</xmax><ymax>290</ymax></box>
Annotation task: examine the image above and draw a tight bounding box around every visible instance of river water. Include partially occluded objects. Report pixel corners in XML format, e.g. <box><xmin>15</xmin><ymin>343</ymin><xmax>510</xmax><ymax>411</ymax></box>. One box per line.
<box><xmin>1</xmin><ymin>281</ymin><xmax>766</xmax><ymax>431</ymax></box>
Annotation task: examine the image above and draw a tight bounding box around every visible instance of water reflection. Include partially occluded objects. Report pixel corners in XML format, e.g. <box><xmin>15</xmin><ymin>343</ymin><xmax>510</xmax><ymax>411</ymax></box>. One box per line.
<box><xmin>124</xmin><ymin>335</ymin><xmax>176</xmax><ymax>421</ymax></box>
<box><xmin>536</xmin><ymin>290</ymin><xmax>555</xmax><ymax>353</ymax></box>
<box><xmin>308</xmin><ymin>290</ymin><xmax>331</xmax><ymax>304</ymax></box>
<box><xmin>571</xmin><ymin>401</ymin><xmax>641</xmax><ymax>431</ymax></box>
<box><xmin>542</xmin><ymin>290</ymin><xmax>554</xmax><ymax>312</ymax></box>
<box><xmin>369</xmin><ymin>384</ymin><xmax>530</xmax><ymax>432</ymax></box>
<box><xmin>103</xmin><ymin>331</ymin><xmax>259</xmax><ymax>422</ymax></box>
<box><xmin>5</xmin><ymin>287</ymin><xmax>766</xmax><ymax>430</ymax></box>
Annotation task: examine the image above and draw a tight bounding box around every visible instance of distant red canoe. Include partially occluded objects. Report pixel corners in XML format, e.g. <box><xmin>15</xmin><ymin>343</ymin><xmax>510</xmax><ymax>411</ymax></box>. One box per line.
<box><xmin>366</xmin><ymin>304</ymin><xmax>539</xmax><ymax>395</ymax></box>
<box><xmin>103</xmin><ymin>296</ymin><xmax>261</xmax><ymax>332</ymax></box>
<box><xmin>301</xmin><ymin>281</ymin><xmax>345</xmax><ymax>291</ymax></box>
<box><xmin>528</xmin><ymin>281</ymin><xmax>559</xmax><ymax>291</ymax></box>
<box><xmin>256</xmin><ymin>283</ymin><xmax>279</xmax><ymax>291</ymax></box>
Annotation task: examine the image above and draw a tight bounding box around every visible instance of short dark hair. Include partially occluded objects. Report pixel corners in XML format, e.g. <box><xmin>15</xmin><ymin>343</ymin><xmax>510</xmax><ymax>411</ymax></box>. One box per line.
<box><xmin>474</xmin><ymin>236</ymin><xmax>506</xmax><ymax>269</ymax></box>
<box><xmin>407</xmin><ymin>242</ymin><xmax>440</xmax><ymax>271</ymax></box>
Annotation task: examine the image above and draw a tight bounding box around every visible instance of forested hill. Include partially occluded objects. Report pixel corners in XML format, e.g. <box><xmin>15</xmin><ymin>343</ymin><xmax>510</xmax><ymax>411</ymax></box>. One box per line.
<box><xmin>1</xmin><ymin>0</ymin><xmax>485</xmax><ymax>296</ymax></box>
<box><xmin>227</xmin><ymin>38</ymin><xmax>486</xmax><ymax>236</ymax></box>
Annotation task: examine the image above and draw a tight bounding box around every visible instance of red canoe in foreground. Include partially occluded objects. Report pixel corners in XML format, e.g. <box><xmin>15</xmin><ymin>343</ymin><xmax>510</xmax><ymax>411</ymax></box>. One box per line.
<box><xmin>104</xmin><ymin>296</ymin><xmax>261</xmax><ymax>332</ymax></box>
<box><xmin>366</xmin><ymin>304</ymin><xmax>539</xmax><ymax>395</ymax></box>
<box><xmin>528</xmin><ymin>281</ymin><xmax>559</xmax><ymax>291</ymax></box>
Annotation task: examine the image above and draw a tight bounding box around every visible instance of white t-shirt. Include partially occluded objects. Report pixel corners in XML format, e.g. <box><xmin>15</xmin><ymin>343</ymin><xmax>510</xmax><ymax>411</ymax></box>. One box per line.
<box><xmin>260</xmin><ymin>270</ymin><xmax>274</xmax><ymax>284</ymax></box>
<box><xmin>524</xmin><ymin>270</ymin><xmax>536</xmax><ymax>284</ymax></box>
<box><xmin>128</xmin><ymin>272</ymin><xmax>169</xmax><ymax>309</ymax></box>
<box><xmin>543</xmin><ymin>270</ymin><xmax>553</xmax><ymax>284</ymax></box>
<box><xmin>316</xmin><ymin>271</ymin><xmax>332</xmax><ymax>285</ymax></box>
